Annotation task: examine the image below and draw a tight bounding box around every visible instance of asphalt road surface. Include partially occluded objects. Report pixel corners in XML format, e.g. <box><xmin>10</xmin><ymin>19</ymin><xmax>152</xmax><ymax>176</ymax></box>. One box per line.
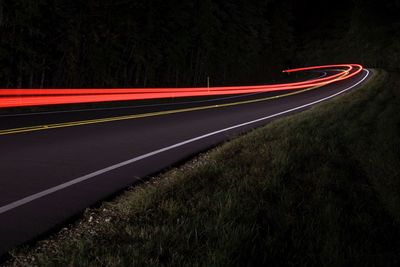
<box><xmin>0</xmin><ymin>69</ymin><xmax>370</xmax><ymax>256</ymax></box>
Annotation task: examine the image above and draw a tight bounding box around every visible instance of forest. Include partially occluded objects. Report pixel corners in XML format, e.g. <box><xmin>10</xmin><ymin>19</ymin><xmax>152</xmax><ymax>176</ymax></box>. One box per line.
<box><xmin>0</xmin><ymin>0</ymin><xmax>399</xmax><ymax>88</ymax></box>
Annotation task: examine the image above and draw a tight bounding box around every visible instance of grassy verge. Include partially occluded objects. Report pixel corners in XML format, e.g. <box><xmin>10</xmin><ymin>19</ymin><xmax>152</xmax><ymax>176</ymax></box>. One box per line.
<box><xmin>4</xmin><ymin>70</ymin><xmax>400</xmax><ymax>266</ymax></box>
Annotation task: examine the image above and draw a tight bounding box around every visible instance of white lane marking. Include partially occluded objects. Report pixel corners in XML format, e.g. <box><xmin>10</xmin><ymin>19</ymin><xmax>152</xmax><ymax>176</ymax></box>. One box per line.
<box><xmin>315</xmin><ymin>71</ymin><xmax>328</xmax><ymax>79</ymax></box>
<box><xmin>0</xmin><ymin>70</ymin><xmax>370</xmax><ymax>215</ymax></box>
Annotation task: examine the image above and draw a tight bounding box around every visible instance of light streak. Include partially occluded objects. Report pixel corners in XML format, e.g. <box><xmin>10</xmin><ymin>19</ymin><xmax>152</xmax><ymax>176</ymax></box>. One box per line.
<box><xmin>0</xmin><ymin>64</ymin><xmax>363</xmax><ymax>108</ymax></box>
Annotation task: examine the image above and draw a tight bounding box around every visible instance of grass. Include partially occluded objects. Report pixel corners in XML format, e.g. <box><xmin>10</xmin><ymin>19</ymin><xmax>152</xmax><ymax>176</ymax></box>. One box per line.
<box><xmin>4</xmin><ymin>69</ymin><xmax>400</xmax><ymax>266</ymax></box>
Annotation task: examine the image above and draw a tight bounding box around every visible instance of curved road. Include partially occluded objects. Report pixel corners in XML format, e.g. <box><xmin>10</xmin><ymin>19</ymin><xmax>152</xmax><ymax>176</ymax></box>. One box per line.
<box><xmin>0</xmin><ymin>68</ymin><xmax>371</xmax><ymax>256</ymax></box>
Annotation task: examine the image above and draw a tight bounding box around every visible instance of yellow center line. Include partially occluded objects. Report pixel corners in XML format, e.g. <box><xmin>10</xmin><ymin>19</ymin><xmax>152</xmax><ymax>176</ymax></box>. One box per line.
<box><xmin>0</xmin><ymin>84</ymin><xmax>328</xmax><ymax>136</ymax></box>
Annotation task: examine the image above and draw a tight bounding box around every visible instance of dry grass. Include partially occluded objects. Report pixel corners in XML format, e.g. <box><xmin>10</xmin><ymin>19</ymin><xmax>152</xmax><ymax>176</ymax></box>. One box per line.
<box><xmin>4</xmin><ymin>70</ymin><xmax>400</xmax><ymax>267</ymax></box>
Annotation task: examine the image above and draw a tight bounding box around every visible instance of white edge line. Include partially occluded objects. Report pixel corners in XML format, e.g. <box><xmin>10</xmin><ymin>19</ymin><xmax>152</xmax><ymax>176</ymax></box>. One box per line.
<box><xmin>0</xmin><ymin>69</ymin><xmax>370</xmax><ymax>214</ymax></box>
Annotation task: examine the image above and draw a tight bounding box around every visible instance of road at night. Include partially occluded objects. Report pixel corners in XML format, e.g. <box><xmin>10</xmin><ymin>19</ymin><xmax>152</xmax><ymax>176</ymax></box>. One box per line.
<box><xmin>0</xmin><ymin>68</ymin><xmax>370</xmax><ymax>256</ymax></box>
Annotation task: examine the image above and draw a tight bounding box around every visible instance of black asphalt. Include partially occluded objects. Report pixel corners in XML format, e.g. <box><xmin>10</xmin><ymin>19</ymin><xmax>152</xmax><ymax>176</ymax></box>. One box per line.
<box><xmin>0</xmin><ymin>69</ymin><xmax>370</xmax><ymax>257</ymax></box>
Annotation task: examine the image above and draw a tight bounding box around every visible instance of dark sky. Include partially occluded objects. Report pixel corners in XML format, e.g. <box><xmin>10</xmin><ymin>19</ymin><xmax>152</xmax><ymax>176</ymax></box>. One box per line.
<box><xmin>293</xmin><ymin>0</ymin><xmax>353</xmax><ymax>36</ymax></box>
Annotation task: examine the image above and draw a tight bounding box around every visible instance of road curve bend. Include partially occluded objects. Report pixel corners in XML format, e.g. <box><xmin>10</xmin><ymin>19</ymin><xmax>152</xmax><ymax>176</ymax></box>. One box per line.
<box><xmin>0</xmin><ymin>65</ymin><xmax>370</xmax><ymax>256</ymax></box>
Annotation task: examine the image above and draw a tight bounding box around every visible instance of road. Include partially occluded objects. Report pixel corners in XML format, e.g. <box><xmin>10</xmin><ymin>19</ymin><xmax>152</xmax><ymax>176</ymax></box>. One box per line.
<box><xmin>0</xmin><ymin>68</ymin><xmax>370</xmax><ymax>256</ymax></box>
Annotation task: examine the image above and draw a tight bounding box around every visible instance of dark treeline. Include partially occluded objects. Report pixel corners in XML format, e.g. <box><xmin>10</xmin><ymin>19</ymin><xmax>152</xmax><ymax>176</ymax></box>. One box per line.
<box><xmin>0</xmin><ymin>0</ymin><xmax>399</xmax><ymax>88</ymax></box>
<box><xmin>0</xmin><ymin>0</ymin><xmax>294</xmax><ymax>88</ymax></box>
<box><xmin>293</xmin><ymin>0</ymin><xmax>400</xmax><ymax>72</ymax></box>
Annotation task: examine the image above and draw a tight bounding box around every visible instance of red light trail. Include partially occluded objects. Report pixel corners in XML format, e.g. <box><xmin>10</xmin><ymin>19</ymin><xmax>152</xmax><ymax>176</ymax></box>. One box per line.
<box><xmin>0</xmin><ymin>64</ymin><xmax>363</xmax><ymax>108</ymax></box>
